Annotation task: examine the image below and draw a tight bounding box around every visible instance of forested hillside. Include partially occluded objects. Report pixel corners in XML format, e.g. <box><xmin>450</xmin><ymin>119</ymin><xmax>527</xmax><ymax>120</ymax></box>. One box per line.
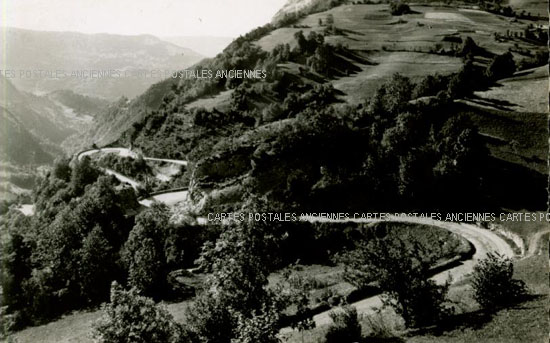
<box><xmin>98</xmin><ymin>0</ymin><xmax>548</xmax><ymax>213</ymax></box>
<box><xmin>2</xmin><ymin>0</ymin><xmax>548</xmax><ymax>341</ymax></box>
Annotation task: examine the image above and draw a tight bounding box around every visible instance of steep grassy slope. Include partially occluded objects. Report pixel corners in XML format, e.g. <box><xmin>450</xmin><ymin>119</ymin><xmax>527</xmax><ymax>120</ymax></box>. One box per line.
<box><xmin>259</xmin><ymin>3</ymin><xmax>545</xmax><ymax>103</ymax></box>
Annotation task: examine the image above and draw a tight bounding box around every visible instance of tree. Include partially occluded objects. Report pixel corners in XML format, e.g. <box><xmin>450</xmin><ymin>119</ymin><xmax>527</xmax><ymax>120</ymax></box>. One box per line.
<box><xmin>447</xmin><ymin>57</ymin><xmax>479</xmax><ymax>98</ymax></box>
<box><xmin>324</xmin><ymin>306</ymin><xmax>362</xmax><ymax>343</ymax></box>
<box><xmin>285</xmin><ymin>270</ymin><xmax>316</xmax><ymax>342</ymax></box>
<box><xmin>79</xmin><ymin>226</ymin><xmax>118</xmax><ymax>304</ymax></box>
<box><xmin>70</xmin><ymin>156</ymin><xmax>100</xmax><ymax>194</ymax></box>
<box><xmin>294</xmin><ymin>31</ymin><xmax>308</xmax><ymax>54</ymax></box>
<box><xmin>187</xmin><ymin>220</ymin><xmax>286</xmax><ymax>342</ymax></box>
<box><xmin>92</xmin><ymin>282</ymin><xmax>193</xmax><ymax>343</ymax></box>
<box><xmin>1</xmin><ymin>216</ymin><xmax>33</xmax><ymax>329</ymax></box>
<box><xmin>232</xmin><ymin>306</ymin><xmax>281</xmax><ymax>343</ymax></box>
<box><xmin>485</xmin><ymin>52</ymin><xmax>516</xmax><ymax>80</ymax></box>
<box><xmin>471</xmin><ymin>252</ymin><xmax>527</xmax><ymax>309</ymax></box>
<box><xmin>307</xmin><ymin>45</ymin><xmax>333</xmax><ymax>75</ymax></box>
<box><xmin>52</xmin><ymin>157</ymin><xmax>72</xmax><ymax>182</ymax></box>
<box><xmin>432</xmin><ymin>115</ymin><xmax>484</xmax><ymax>208</ymax></box>
<box><xmin>122</xmin><ymin>204</ymin><xmax>171</xmax><ymax>296</ymax></box>
<box><xmin>370</xmin><ymin>73</ymin><xmax>413</xmax><ymax>115</ymax></box>
<box><xmin>458</xmin><ymin>36</ymin><xmax>478</xmax><ymax>57</ymax></box>
<box><xmin>341</xmin><ymin>237</ymin><xmax>450</xmax><ymax>328</ymax></box>
<box><xmin>389</xmin><ymin>1</ymin><xmax>411</xmax><ymax>15</ymax></box>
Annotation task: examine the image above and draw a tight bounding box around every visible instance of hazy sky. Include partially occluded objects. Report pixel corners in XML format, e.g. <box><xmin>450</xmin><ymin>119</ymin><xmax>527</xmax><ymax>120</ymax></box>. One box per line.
<box><xmin>4</xmin><ymin>0</ymin><xmax>288</xmax><ymax>37</ymax></box>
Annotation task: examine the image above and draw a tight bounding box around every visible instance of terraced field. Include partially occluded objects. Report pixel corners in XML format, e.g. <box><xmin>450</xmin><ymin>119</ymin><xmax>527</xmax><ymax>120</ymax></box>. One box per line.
<box><xmin>257</xmin><ymin>3</ymin><xmax>546</xmax><ymax>104</ymax></box>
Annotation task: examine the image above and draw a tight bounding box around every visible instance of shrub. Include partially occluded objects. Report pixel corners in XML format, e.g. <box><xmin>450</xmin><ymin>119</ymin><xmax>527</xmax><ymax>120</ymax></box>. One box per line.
<box><xmin>325</xmin><ymin>306</ymin><xmax>362</xmax><ymax>343</ymax></box>
<box><xmin>471</xmin><ymin>252</ymin><xmax>527</xmax><ymax>309</ymax></box>
<box><xmin>389</xmin><ymin>1</ymin><xmax>411</xmax><ymax>15</ymax></box>
<box><xmin>70</xmin><ymin>156</ymin><xmax>101</xmax><ymax>194</ymax></box>
<box><xmin>92</xmin><ymin>282</ymin><xmax>193</xmax><ymax>343</ymax></box>
<box><xmin>122</xmin><ymin>204</ymin><xmax>172</xmax><ymax>297</ymax></box>
<box><xmin>342</xmin><ymin>237</ymin><xmax>451</xmax><ymax>328</ymax></box>
<box><xmin>485</xmin><ymin>52</ymin><xmax>516</xmax><ymax>80</ymax></box>
<box><xmin>458</xmin><ymin>36</ymin><xmax>479</xmax><ymax>57</ymax></box>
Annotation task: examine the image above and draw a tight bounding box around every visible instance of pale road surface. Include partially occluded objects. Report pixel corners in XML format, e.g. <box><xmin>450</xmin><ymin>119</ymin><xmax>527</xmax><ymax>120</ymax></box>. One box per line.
<box><xmin>76</xmin><ymin>148</ymin><xmax>190</xmax><ymax>207</ymax></box>
<box><xmin>104</xmin><ymin>168</ymin><xmax>140</xmax><ymax>190</ymax></box>
<box><xmin>139</xmin><ymin>191</ymin><xmax>189</xmax><ymax>207</ymax></box>
<box><xmin>525</xmin><ymin>229</ymin><xmax>550</xmax><ymax>257</ymax></box>
<box><xmin>16</xmin><ymin>204</ymin><xmax>35</xmax><ymax>216</ymax></box>
<box><xmin>78</xmin><ymin>147</ymin><xmax>137</xmax><ymax>159</ymax></box>
<box><xmin>77</xmin><ymin>147</ymin><xmax>188</xmax><ymax>165</ymax></box>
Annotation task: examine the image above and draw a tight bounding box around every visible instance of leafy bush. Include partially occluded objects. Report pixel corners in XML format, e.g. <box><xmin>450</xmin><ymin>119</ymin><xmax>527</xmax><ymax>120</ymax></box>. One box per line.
<box><xmin>122</xmin><ymin>204</ymin><xmax>204</xmax><ymax>298</ymax></box>
<box><xmin>485</xmin><ymin>52</ymin><xmax>516</xmax><ymax>80</ymax></box>
<box><xmin>70</xmin><ymin>156</ymin><xmax>101</xmax><ymax>194</ymax></box>
<box><xmin>389</xmin><ymin>1</ymin><xmax>411</xmax><ymax>15</ymax></box>
<box><xmin>92</xmin><ymin>282</ymin><xmax>193</xmax><ymax>343</ymax></box>
<box><xmin>97</xmin><ymin>153</ymin><xmax>152</xmax><ymax>183</ymax></box>
<box><xmin>342</xmin><ymin>237</ymin><xmax>451</xmax><ymax>328</ymax></box>
<box><xmin>471</xmin><ymin>252</ymin><xmax>527</xmax><ymax>309</ymax></box>
<box><xmin>413</xmin><ymin>73</ymin><xmax>450</xmax><ymax>98</ymax></box>
<box><xmin>325</xmin><ymin>306</ymin><xmax>362</xmax><ymax>343</ymax></box>
<box><xmin>458</xmin><ymin>36</ymin><xmax>479</xmax><ymax>57</ymax></box>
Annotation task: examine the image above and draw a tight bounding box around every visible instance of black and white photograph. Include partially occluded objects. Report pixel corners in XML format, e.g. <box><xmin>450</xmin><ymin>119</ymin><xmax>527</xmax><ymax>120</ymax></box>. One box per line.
<box><xmin>0</xmin><ymin>0</ymin><xmax>548</xmax><ymax>342</ymax></box>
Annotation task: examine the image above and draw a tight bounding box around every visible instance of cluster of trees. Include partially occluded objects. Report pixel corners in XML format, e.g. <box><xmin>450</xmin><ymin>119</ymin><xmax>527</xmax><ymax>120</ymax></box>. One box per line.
<box><xmin>293</xmin><ymin>30</ymin><xmax>339</xmax><ymax>76</ymax></box>
<box><xmin>2</xmin><ymin>158</ymin><xmax>134</xmax><ymax>328</ymax></box>
<box><xmin>517</xmin><ymin>50</ymin><xmax>548</xmax><ymax>70</ymax></box>
<box><xmin>1</xmin><ymin>156</ymin><xmax>528</xmax><ymax>339</ymax></box>
<box><xmin>92</xmin><ymin>217</ymin><xmax>320</xmax><ymax>343</ymax></box>
<box><xmin>122</xmin><ymin>204</ymin><xmax>208</xmax><ymax>298</ymax></box>
<box><xmin>417</xmin><ymin>41</ymin><xmax>517</xmax><ymax>99</ymax></box>
<box><xmin>265</xmin><ymin>29</ymin><xmax>345</xmax><ymax>77</ymax></box>
<box><xmin>123</xmin><ymin>33</ymin><xmax>519</xmax><ymax>216</ymax></box>
<box><xmin>242</xmin><ymin>70</ymin><xmax>488</xmax><ymax>213</ymax></box>
<box><xmin>97</xmin><ymin>153</ymin><xmax>152</xmax><ymax>183</ymax></box>
<box><xmin>89</xmin><ymin>216</ymin><xmax>528</xmax><ymax>342</ymax></box>
<box><xmin>330</xmin><ymin>234</ymin><xmax>528</xmax><ymax>339</ymax></box>
<box><xmin>0</xmin><ymin>158</ymin><xmax>209</xmax><ymax>330</ymax></box>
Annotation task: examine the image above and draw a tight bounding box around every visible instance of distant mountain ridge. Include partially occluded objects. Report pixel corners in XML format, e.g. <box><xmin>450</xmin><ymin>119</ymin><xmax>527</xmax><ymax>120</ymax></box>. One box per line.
<box><xmin>2</xmin><ymin>27</ymin><xmax>205</xmax><ymax>99</ymax></box>
<box><xmin>162</xmin><ymin>36</ymin><xmax>235</xmax><ymax>57</ymax></box>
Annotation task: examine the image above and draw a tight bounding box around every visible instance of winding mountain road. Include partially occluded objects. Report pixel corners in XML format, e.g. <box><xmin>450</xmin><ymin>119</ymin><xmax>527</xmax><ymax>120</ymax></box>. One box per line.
<box><xmin>18</xmin><ymin>147</ymin><xmax>521</xmax><ymax>332</ymax></box>
<box><xmin>77</xmin><ymin>147</ymin><xmax>188</xmax><ymax>166</ymax></box>
<box><xmin>297</xmin><ymin>215</ymin><xmax>515</xmax><ymax>328</ymax></box>
<box><xmin>76</xmin><ymin>147</ymin><xmax>189</xmax><ymax>206</ymax></box>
